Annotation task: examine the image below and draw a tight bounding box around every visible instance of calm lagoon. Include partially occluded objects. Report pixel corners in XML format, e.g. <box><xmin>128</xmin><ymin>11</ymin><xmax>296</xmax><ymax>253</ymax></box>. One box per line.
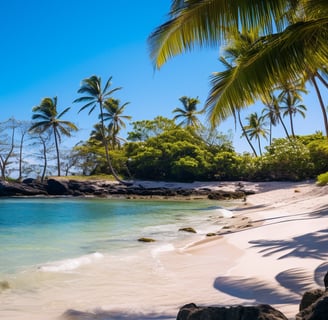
<box><xmin>0</xmin><ymin>197</ymin><xmax>234</xmax><ymax>320</ymax></box>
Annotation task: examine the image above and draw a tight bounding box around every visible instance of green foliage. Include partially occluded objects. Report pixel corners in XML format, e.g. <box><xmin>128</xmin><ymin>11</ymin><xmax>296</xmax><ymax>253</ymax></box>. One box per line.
<box><xmin>127</xmin><ymin>117</ymin><xmax>177</xmax><ymax>142</ymax></box>
<box><xmin>125</xmin><ymin>127</ymin><xmax>215</xmax><ymax>181</ymax></box>
<box><xmin>263</xmin><ymin>138</ymin><xmax>314</xmax><ymax>180</ymax></box>
<box><xmin>317</xmin><ymin>172</ymin><xmax>328</xmax><ymax>186</ymax></box>
<box><xmin>299</xmin><ymin>133</ymin><xmax>328</xmax><ymax>175</ymax></box>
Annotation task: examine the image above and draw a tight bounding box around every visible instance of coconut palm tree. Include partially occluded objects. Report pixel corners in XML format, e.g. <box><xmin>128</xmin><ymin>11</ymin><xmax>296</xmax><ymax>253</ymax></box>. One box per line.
<box><xmin>278</xmin><ymin>80</ymin><xmax>307</xmax><ymax>137</ymax></box>
<box><xmin>172</xmin><ymin>96</ymin><xmax>202</xmax><ymax>128</ymax></box>
<box><xmin>74</xmin><ymin>75</ymin><xmax>133</xmax><ymax>185</ymax></box>
<box><xmin>244</xmin><ymin>112</ymin><xmax>269</xmax><ymax>156</ymax></box>
<box><xmin>103</xmin><ymin>98</ymin><xmax>131</xmax><ymax>149</ymax></box>
<box><xmin>148</xmin><ymin>0</ymin><xmax>327</xmax><ymax>130</ymax></box>
<box><xmin>29</xmin><ymin>97</ymin><xmax>78</xmax><ymax>176</ymax></box>
<box><xmin>261</xmin><ymin>93</ymin><xmax>291</xmax><ymax>143</ymax></box>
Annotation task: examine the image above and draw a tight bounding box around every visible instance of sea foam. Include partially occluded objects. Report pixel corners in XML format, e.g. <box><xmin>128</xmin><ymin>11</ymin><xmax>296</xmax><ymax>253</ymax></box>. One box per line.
<box><xmin>38</xmin><ymin>252</ymin><xmax>104</xmax><ymax>272</ymax></box>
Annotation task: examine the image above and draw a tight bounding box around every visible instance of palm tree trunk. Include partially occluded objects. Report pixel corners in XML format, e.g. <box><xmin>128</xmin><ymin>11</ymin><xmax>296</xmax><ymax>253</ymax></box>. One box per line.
<box><xmin>258</xmin><ymin>138</ymin><xmax>262</xmax><ymax>157</ymax></box>
<box><xmin>289</xmin><ymin>111</ymin><xmax>295</xmax><ymax>137</ymax></box>
<box><xmin>99</xmin><ymin>104</ymin><xmax>133</xmax><ymax>186</ymax></box>
<box><xmin>41</xmin><ymin>137</ymin><xmax>47</xmax><ymax>182</ymax></box>
<box><xmin>278</xmin><ymin>114</ymin><xmax>291</xmax><ymax>140</ymax></box>
<box><xmin>237</xmin><ymin>110</ymin><xmax>258</xmax><ymax>156</ymax></box>
<box><xmin>53</xmin><ymin>127</ymin><xmax>61</xmax><ymax>176</ymax></box>
<box><xmin>311</xmin><ymin>75</ymin><xmax>328</xmax><ymax>138</ymax></box>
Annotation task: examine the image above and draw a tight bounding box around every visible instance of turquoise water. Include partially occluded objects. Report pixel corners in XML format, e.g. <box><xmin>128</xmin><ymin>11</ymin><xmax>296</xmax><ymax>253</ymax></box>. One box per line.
<box><xmin>0</xmin><ymin>197</ymin><xmax>235</xmax><ymax>320</ymax></box>
<box><xmin>0</xmin><ymin>198</ymin><xmax>226</xmax><ymax>274</ymax></box>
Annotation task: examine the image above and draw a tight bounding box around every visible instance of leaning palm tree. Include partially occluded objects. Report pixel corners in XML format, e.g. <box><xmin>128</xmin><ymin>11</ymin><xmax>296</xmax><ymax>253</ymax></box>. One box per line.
<box><xmin>278</xmin><ymin>80</ymin><xmax>307</xmax><ymax>137</ymax></box>
<box><xmin>29</xmin><ymin>97</ymin><xmax>78</xmax><ymax>176</ymax></box>
<box><xmin>261</xmin><ymin>93</ymin><xmax>291</xmax><ymax>143</ymax></box>
<box><xmin>74</xmin><ymin>75</ymin><xmax>133</xmax><ymax>185</ymax></box>
<box><xmin>172</xmin><ymin>96</ymin><xmax>202</xmax><ymax>128</ymax></box>
<box><xmin>148</xmin><ymin>0</ymin><xmax>327</xmax><ymax>131</ymax></box>
<box><xmin>244</xmin><ymin>112</ymin><xmax>269</xmax><ymax>156</ymax></box>
<box><xmin>103</xmin><ymin>98</ymin><xmax>131</xmax><ymax>149</ymax></box>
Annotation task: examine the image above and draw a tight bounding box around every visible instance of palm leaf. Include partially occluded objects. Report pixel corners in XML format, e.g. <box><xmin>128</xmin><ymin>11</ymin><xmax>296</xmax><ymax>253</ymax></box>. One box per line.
<box><xmin>148</xmin><ymin>0</ymin><xmax>290</xmax><ymax>68</ymax></box>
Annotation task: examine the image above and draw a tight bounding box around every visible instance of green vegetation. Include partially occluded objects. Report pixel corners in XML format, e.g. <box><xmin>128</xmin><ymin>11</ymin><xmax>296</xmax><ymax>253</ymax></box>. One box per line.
<box><xmin>317</xmin><ymin>172</ymin><xmax>328</xmax><ymax>186</ymax></box>
<box><xmin>0</xmin><ymin>1</ymin><xmax>327</xmax><ymax>183</ymax></box>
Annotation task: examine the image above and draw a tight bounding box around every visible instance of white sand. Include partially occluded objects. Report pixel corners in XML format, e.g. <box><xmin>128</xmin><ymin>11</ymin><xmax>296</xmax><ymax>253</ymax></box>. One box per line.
<box><xmin>155</xmin><ymin>180</ymin><xmax>328</xmax><ymax>319</ymax></box>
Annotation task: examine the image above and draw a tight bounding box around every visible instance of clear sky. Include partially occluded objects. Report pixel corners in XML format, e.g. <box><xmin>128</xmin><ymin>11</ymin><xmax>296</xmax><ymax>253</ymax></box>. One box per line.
<box><xmin>0</xmin><ymin>0</ymin><xmax>326</xmax><ymax>153</ymax></box>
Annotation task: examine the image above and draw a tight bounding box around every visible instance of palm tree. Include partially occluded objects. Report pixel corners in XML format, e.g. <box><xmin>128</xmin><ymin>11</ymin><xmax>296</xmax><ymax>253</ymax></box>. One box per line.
<box><xmin>172</xmin><ymin>96</ymin><xmax>202</xmax><ymax>128</ymax></box>
<box><xmin>261</xmin><ymin>93</ymin><xmax>291</xmax><ymax>143</ymax></box>
<box><xmin>29</xmin><ymin>97</ymin><xmax>78</xmax><ymax>176</ymax></box>
<box><xmin>244</xmin><ymin>112</ymin><xmax>269</xmax><ymax>156</ymax></box>
<box><xmin>278</xmin><ymin>80</ymin><xmax>307</xmax><ymax>137</ymax></box>
<box><xmin>103</xmin><ymin>98</ymin><xmax>131</xmax><ymax>149</ymax></box>
<box><xmin>74</xmin><ymin>75</ymin><xmax>133</xmax><ymax>185</ymax></box>
<box><xmin>148</xmin><ymin>0</ymin><xmax>327</xmax><ymax>131</ymax></box>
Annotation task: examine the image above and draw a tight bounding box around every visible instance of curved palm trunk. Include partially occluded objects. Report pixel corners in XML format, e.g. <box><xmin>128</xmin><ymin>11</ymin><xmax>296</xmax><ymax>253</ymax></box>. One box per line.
<box><xmin>278</xmin><ymin>114</ymin><xmax>291</xmax><ymax>141</ymax></box>
<box><xmin>237</xmin><ymin>110</ymin><xmax>258</xmax><ymax>156</ymax></box>
<box><xmin>41</xmin><ymin>137</ymin><xmax>48</xmax><ymax>182</ymax></box>
<box><xmin>99</xmin><ymin>104</ymin><xmax>133</xmax><ymax>186</ymax></box>
<box><xmin>311</xmin><ymin>75</ymin><xmax>328</xmax><ymax>138</ymax></box>
<box><xmin>53</xmin><ymin>127</ymin><xmax>61</xmax><ymax>176</ymax></box>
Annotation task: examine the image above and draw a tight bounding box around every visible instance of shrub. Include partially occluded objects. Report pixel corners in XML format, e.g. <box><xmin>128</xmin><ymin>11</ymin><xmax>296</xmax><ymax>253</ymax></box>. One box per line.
<box><xmin>263</xmin><ymin>138</ymin><xmax>314</xmax><ymax>180</ymax></box>
<box><xmin>317</xmin><ymin>172</ymin><xmax>328</xmax><ymax>186</ymax></box>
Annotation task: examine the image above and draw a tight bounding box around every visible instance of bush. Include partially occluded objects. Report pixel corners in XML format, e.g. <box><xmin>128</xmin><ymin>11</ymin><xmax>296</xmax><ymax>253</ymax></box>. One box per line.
<box><xmin>263</xmin><ymin>138</ymin><xmax>314</xmax><ymax>180</ymax></box>
<box><xmin>317</xmin><ymin>172</ymin><xmax>328</xmax><ymax>186</ymax></box>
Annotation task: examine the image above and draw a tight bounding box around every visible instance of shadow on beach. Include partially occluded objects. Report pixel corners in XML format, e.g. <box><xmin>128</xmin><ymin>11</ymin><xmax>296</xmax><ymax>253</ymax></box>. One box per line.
<box><xmin>61</xmin><ymin>309</ymin><xmax>175</xmax><ymax>320</ymax></box>
<box><xmin>213</xmin><ymin>262</ymin><xmax>328</xmax><ymax>306</ymax></box>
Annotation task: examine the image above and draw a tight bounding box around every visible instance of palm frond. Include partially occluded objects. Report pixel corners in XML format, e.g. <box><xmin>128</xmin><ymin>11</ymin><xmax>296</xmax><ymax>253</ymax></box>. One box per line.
<box><xmin>148</xmin><ymin>0</ymin><xmax>290</xmax><ymax>68</ymax></box>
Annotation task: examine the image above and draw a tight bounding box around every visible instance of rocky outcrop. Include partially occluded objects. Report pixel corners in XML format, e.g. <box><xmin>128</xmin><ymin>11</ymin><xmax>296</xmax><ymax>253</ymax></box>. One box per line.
<box><xmin>0</xmin><ymin>179</ymin><xmax>248</xmax><ymax>199</ymax></box>
<box><xmin>176</xmin><ymin>303</ymin><xmax>288</xmax><ymax>320</ymax></box>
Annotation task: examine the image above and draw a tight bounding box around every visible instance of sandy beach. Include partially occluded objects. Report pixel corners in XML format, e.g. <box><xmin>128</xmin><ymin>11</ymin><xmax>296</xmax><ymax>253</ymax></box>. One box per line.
<box><xmin>1</xmin><ymin>180</ymin><xmax>328</xmax><ymax>320</ymax></box>
<box><xmin>153</xmin><ymin>180</ymin><xmax>328</xmax><ymax>319</ymax></box>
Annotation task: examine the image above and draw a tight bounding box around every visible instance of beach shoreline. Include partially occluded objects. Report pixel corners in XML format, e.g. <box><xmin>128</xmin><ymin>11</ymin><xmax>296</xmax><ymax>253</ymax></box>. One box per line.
<box><xmin>1</xmin><ymin>180</ymin><xmax>328</xmax><ymax>320</ymax></box>
<box><xmin>154</xmin><ymin>180</ymin><xmax>328</xmax><ymax>319</ymax></box>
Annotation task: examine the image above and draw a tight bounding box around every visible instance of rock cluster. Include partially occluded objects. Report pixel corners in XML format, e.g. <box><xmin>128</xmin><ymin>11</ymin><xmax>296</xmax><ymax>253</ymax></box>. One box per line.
<box><xmin>0</xmin><ymin>178</ymin><xmax>248</xmax><ymax>199</ymax></box>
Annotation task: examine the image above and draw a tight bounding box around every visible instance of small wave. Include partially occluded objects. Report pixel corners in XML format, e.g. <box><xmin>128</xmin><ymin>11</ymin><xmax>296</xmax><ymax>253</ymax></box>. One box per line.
<box><xmin>38</xmin><ymin>252</ymin><xmax>104</xmax><ymax>272</ymax></box>
<box><xmin>151</xmin><ymin>244</ymin><xmax>175</xmax><ymax>258</ymax></box>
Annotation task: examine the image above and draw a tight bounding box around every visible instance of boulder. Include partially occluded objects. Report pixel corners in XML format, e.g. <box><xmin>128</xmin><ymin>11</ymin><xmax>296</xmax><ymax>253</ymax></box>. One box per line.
<box><xmin>46</xmin><ymin>179</ymin><xmax>71</xmax><ymax>195</ymax></box>
<box><xmin>176</xmin><ymin>303</ymin><xmax>288</xmax><ymax>320</ymax></box>
<box><xmin>296</xmin><ymin>292</ymin><xmax>328</xmax><ymax>320</ymax></box>
<box><xmin>299</xmin><ymin>289</ymin><xmax>325</xmax><ymax>311</ymax></box>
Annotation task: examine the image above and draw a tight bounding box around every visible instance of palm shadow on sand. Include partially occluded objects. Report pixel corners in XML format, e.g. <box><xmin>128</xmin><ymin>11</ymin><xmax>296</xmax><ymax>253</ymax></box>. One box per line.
<box><xmin>61</xmin><ymin>309</ymin><xmax>175</xmax><ymax>320</ymax></box>
<box><xmin>249</xmin><ymin>228</ymin><xmax>328</xmax><ymax>260</ymax></box>
<box><xmin>213</xmin><ymin>262</ymin><xmax>328</xmax><ymax>305</ymax></box>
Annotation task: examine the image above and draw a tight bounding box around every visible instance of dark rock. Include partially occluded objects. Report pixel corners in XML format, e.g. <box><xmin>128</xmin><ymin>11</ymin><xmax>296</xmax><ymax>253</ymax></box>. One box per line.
<box><xmin>0</xmin><ymin>180</ymin><xmax>47</xmax><ymax>196</ymax></box>
<box><xmin>46</xmin><ymin>179</ymin><xmax>71</xmax><ymax>195</ymax></box>
<box><xmin>179</xmin><ymin>227</ymin><xmax>197</xmax><ymax>233</ymax></box>
<box><xmin>0</xmin><ymin>280</ymin><xmax>10</xmax><ymax>291</ymax></box>
<box><xmin>138</xmin><ymin>237</ymin><xmax>156</xmax><ymax>242</ymax></box>
<box><xmin>296</xmin><ymin>292</ymin><xmax>328</xmax><ymax>320</ymax></box>
<box><xmin>299</xmin><ymin>289</ymin><xmax>325</xmax><ymax>311</ymax></box>
<box><xmin>208</xmin><ymin>190</ymin><xmax>245</xmax><ymax>200</ymax></box>
<box><xmin>177</xmin><ymin>303</ymin><xmax>288</xmax><ymax>320</ymax></box>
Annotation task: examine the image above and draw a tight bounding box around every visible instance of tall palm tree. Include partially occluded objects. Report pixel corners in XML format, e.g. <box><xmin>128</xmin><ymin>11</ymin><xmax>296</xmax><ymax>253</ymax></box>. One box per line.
<box><xmin>237</xmin><ymin>109</ymin><xmax>258</xmax><ymax>157</ymax></box>
<box><xmin>172</xmin><ymin>96</ymin><xmax>202</xmax><ymax>128</ymax></box>
<box><xmin>29</xmin><ymin>97</ymin><xmax>78</xmax><ymax>176</ymax></box>
<box><xmin>103</xmin><ymin>98</ymin><xmax>131</xmax><ymax>149</ymax></box>
<box><xmin>278</xmin><ymin>80</ymin><xmax>307</xmax><ymax>137</ymax></box>
<box><xmin>74</xmin><ymin>75</ymin><xmax>133</xmax><ymax>185</ymax></box>
<box><xmin>261</xmin><ymin>93</ymin><xmax>291</xmax><ymax>143</ymax></box>
<box><xmin>148</xmin><ymin>0</ymin><xmax>327</xmax><ymax>131</ymax></box>
<box><xmin>244</xmin><ymin>112</ymin><xmax>269</xmax><ymax>156</ymax></box>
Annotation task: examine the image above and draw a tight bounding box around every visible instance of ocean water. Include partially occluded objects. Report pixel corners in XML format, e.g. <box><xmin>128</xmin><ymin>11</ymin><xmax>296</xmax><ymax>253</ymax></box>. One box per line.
<box><xmin>0</xmin><ymin>197</ymin><xmax>236</xmax><ymax>320</ymax></box>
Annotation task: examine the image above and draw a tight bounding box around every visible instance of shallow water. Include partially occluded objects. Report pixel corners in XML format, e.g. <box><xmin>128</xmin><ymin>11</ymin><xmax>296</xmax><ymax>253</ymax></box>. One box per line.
<box><xmin>0</xmin><ymin>197</ymin><xmax>236</xmax><ymax>320</ymax></box>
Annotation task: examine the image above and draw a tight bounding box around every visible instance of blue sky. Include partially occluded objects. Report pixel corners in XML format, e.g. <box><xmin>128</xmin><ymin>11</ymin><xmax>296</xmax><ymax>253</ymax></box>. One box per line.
<box><xmin>0</xmin><ymin>0</ymin><xmax>326</xmax><ymax>153</ymax></box>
